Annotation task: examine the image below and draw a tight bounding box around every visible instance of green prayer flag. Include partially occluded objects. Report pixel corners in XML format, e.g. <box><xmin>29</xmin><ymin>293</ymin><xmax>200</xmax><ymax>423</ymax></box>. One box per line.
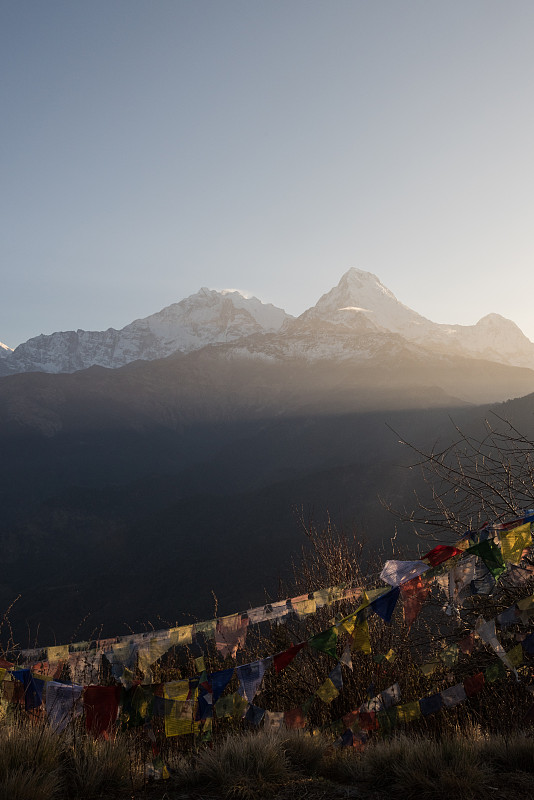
<box><xmin>301</xmin><ymin>696</ymin><xmax>315</xmax><ymax>715</ymax></box>
<box><xmin>194</xmin><ymin>619</ymin><xmax>217</xmax><ymax>639</ymax></box>
<box><xmin>440</xmin><ymin>643</ymin><xmax>459</xmax><ymax>669</ymax></box>
<box><xmin>377</xmin><ymin>707</ymin><xmax>397</xmax><ymax>732</ymax></box>
<box><xmin>485</xmin><ymin>660</ymin><xmax>506</xmax><ymax>683</ymax></box>
<box><xmin>214</xmin><ymin>692</ymin><xmax>248</xmax><ymax>719</ymax></box>
<box><xmin>309</xmin><ymin>626</ymin><xmax>338</xmax><ymax>659</ymax></box>
<box><xmin>420</xmin><ymin>660</ymin><xmax>440</xmax><ymax>677</ymax></box>
<box><xmin>200</xmin><ymin>718</ymin><xmax>213</xmax><ymax>742</ymax></box>
<box><xmin>121</xmin><ymin>685</ymin><xmax>154</xmax><ymax>729</ymax></box>
<box><xmin>467</xmin><ymin>539</ymin><xmax>505</xmax><ymax>579</ymax></box>
<box><xmin>330</xmin><ymin>718</ymin><xmax>344</xmax><ymax>736</ymax></box>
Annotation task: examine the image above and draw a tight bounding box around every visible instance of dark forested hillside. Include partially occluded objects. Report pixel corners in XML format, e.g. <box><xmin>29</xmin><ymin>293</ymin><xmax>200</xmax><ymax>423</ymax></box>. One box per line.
<box><xmin>2</xmin><ymin>343</ymin><xmax>534</xmax><ymax>645</ymax></box>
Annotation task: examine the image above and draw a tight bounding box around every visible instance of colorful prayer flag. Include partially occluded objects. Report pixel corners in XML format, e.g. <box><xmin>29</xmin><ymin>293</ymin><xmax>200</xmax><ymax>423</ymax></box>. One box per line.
<box><xmin>500</xmin><ymin>523</ymin><xmax>532</xmax><ymax>565</ymax></box>
<box><xmin>370</xmin><ymin>587</ymin><xmax>400</xmax><ymax>623</ymax></box>
<box><xmin>396</xmin><ymin>701</ymin><xmax>421</xmax><ymax>723</ymax></box>
<box><xmin>274</xmin><ymin>642</ymin><xmax>307</xmax><ymax>673</ymax></box>
<box><xmin>309</xmin><ymin>626</ymin><xmax>338</xmax><ymax>659</ymax></box>
<box><xmin>467</xmin><ymin>540</ymin><xmax>505</xmax><ymax>579</ymax></box>
<box><xmin>463</xmin><ymin>672</ymin><xmax>485</xmax><ymax>697</ymax></box>
<box><xmin>316</xmin><ymin>678</ymin><xmax>339</xmax><ymax>704</ymax></box>
<box><xmin>164</xmin><ymin>680</ymin><xmax>200</xmax><ymax>737</ymax></box>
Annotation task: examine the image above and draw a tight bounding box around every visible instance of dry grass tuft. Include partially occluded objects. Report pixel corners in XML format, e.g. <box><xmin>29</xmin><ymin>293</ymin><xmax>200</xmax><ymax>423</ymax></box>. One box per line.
<box><xmin>64</xmin><ymin>734</ymin><xmax>135</xmax><ymax>798</ymax></box>
<box><xmin>0</xmin><ymin>766</ymin><xmax>64</xmax><ymax>800</ymax></box>
<box><xmin>280</xmin><ymin>729</ymin><xmax>331</xmax><ymax>775</ymax></box>
<box><xmin>184</xmin><ymin>731</ymin><xmax>292</xmax><ymax>799</ymax></box>
<box><xmin>477</xmin><ymin>731</ymin><xmax>534</xmax><ymax>774</ymax></box>
<box><xmin>0</xmin><ymin>718</ymin><xmax>64</xmax><ymax>800</ymax></box>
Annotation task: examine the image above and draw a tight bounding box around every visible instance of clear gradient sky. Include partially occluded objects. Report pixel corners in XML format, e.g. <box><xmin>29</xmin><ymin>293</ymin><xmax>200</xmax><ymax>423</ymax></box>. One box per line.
<box><xmin>2</xmin><ymin>1</ymin><xmax>534</xmax><ymax>348</ymax></box>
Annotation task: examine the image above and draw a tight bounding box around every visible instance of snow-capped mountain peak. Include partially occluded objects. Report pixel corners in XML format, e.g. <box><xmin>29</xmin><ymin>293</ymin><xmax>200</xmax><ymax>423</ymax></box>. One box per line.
<box><xmin>296</xmin><ymin>267</ymin><xmax>429</xmax><ymax>335</ymax></box>
<box><xmin>0</xmin><ymin>341</ymin><xmax>12</xmax><ymax>355</ymax></box>
<box><xmin>0</xmin><ymin>288</ymin><xmax>291</xmax><ymax>375</ymax></box>
<box><xmin>2</xmin><ymin>269</ymin><xmax>534</xmax><ymax>376</ymax></box>
<box><xmin>279</xmin><ymin>267</ymin><xmax>534</xmax><ymax>369</ymax></box>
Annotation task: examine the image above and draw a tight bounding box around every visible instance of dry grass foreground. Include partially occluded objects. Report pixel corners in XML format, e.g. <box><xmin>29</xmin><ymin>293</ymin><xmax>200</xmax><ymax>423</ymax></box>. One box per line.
<box><xmin>1</xmin><ymin>718</ymin><xmax>534</xmax><ymax>800</ymax></box>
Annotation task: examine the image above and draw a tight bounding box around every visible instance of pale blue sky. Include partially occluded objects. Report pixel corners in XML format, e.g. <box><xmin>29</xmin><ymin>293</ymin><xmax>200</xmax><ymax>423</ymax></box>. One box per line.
<box><xmin>2</xmin><ymin>0</ymin><xmax>534</xmax><ymax>347</ymax></box>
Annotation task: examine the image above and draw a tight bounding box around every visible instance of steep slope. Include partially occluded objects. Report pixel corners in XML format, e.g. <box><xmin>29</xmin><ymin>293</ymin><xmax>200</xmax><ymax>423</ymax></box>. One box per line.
<box><xmin>4</xmin><ymin>386</ymin><xmax>534</xmax><ymax>643</ymax></box>
<box><xmin>3</xmin><ymin>334</ymin><xmax>534</xmax><ymax>444</ymax></box>
<box><xmin>0</xmin><ymin>289</ymin><xmax>291</xmax><ymax>375</ymax></box>
<box><xmin>0</xmin><ymin>342</ymin><xmax>12</xmax><ymax>364</ymax></box>
<box><xmin>0</xmin><ymin>403</ymin><xmax>482</xmax><ymax>641</ymax></box>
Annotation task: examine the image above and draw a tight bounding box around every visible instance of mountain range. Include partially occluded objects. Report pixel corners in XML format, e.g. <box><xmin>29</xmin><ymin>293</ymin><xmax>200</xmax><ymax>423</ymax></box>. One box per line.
<box><xmin>2</xmin><ymin>268</ymin><xmax>534</xmax><ymax>644</ymax></box>
<box><xmin>3</xmin><ymin>268</ymin><xmax>534</xmax><ymax>376</ymax></box>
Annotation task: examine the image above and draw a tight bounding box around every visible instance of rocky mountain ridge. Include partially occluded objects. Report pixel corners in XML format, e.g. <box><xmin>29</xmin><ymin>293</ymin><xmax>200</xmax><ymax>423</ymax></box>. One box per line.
<box><xmin>2</xmin><ymin>268</ymin><xmax>534</xmax><ymax>375</ymax></box>
<box><xmin>0</xmin><ymin>289</ymin><xmax>291</xmax><ymax>376</ymax></box>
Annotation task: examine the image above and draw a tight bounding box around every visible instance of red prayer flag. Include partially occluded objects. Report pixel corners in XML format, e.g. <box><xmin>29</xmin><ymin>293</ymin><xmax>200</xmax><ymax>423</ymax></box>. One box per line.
<box><xmin>463</xmin><ymin>672</ymin><xmax>485</xmax><ymax>697</ymax></box>
<box><xmin>273</xmin><ymin>642</ymin><xmax>307</xmax><ymax>673</ymax></box>
<box><xmin>352</xmin><ymin>730</ymin><xmax>367</xmax><ymax>752</ymax></box>
<box><xmin>458</xmin><ymin>632</ymin><xmax>476</xmax><ymax>655</ymax></box>
<box><xmin>284</xmin><ymin>707</ymin><xmax>306</xmax><ymax>729</ymax></box>
<box><xmin>400</xmin><ymin>576</ymin><xmax>430</xmax><ymax>628</ymax></box>
<box><xmin>422</xmin><ymin>545</ymin><xmax>462</xmax><ymax>566</ymax></box>
<box><xmin>342</xmin><ymin>709</ymin><xmax>360</xmax><ymax>729</ymax></box>
<box><xmin>84</xmin><ymin>685</ymin><xmax>121</xmax><ymax>738</ymax></box>
<box><xmin>358</xmin><ymin>710</ymin><xmax>379</xmax><ymax>731</ymax></box>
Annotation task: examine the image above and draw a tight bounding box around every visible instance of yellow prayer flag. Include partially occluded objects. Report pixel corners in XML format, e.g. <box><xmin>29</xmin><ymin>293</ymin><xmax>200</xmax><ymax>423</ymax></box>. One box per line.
<box><xmin>169</xmin><ymin>625</ymin><xmax>193</xmax><ymax>647</ymax></box>
<box><xmin>313</xmin><ymin>588</ymin><xmax>331</xmax><ymax>608</ymax></box>
<box><xmin>316</xmin><ymin>678</ymin><xmax>339</xmax><ymax>704</ymax></box>
<box><xmin>420</xmin><ymin>660</ymin><xmax>440</xmax><ymax>677</ymax></box>
<box><xmin>150</xmin><ymin>634</ymin><xmax>172</xmax><ymax>662</ymax></box>
<box><xmin>32</xmin><ymin>672</ymin><xmax>55</xmax><ymax>682</ymax></box>
<box><xmin>339</xmin><ymin>613</ymin><xmax>357</xmax><ymax>636</ymax></box>
<box><xmin>506</xmin><ymin>644</ymin><xmax>524</xmax><ymax>668</ymax></box>
<box><xmin>47</xmin><ymin>644</ymin><xmax>69</xmax><ymax>663</ymax></box>
<box><xmin>366</xmin><ymin>588</ymin><xmax>388</xmax><ymax>603</ymax></box>
<box><xmin>0</xmin><ymin>669</ymin><xmax>6</xmax><ymax>684</ymax></box>
<box><xmin>352</xmin><ymin>619</ymin><xmax>371</xmax><ymax>655</ymax></box>
<box><xmin>328</xmin><ymin>586</ymin><xmax>345</xmax><ymax>604</ymax></box>
<box><xmin>454</xmin><ymin>539</ymin><xmax>471</xmax><ymax>551</ymax></box>
<box><xmin>517</xmin><ymin>594</ymin><xmax>534</xmax><ymax>612</ymax></box>
<box><xmin>339</xmin><ymin>591</ymin><xmax>369</xmax><ymax>636</ymax></box>
<box><xmin>292</xmin><ymin>596</ymin><xmax>317</xmax><ymax>617</ymax></box>
<box><xmin>138</xmin><ymin>634</ymin><xmax>173</xmax><ymax>681</ymax></box>
<box><xmin>384</xmin><ymin>648</ymin><xmax>396</xmax><ymax>662</ymax></box>
<box><xmin>164</xmin><ymin>680</ymin><xmax>200</xmax><ymax>737</ymax></box>
<box><xmin>194</xmin><ymin>656</ymin><xmax>206</xmax><ymax>673</ymax></box>
<box><xmin>501</xmin><ymin>523</ymin><xmax>532</xmax><ymax>565</ymax></box>
<box><xmin>396</xmin><ymin>701</ymin><xmax>421</xmax><ymax>724</ymax></box>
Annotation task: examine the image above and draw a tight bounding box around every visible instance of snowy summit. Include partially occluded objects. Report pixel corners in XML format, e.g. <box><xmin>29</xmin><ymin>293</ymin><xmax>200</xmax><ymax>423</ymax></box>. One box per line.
<box><xmin>2</xmin><ymin>268</ymin><xmax>534</xmax><ymax>375</ymax></box>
